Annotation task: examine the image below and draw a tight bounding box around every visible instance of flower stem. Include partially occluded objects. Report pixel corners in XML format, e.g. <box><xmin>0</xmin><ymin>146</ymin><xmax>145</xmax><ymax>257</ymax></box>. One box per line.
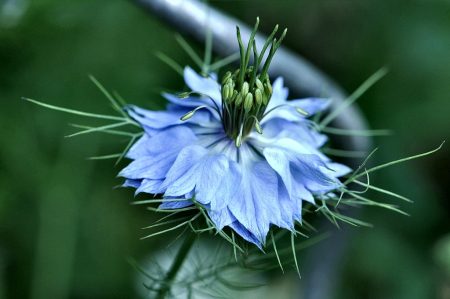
<box><xmin>155</xmin><ymin>233</ymin><xmax>196</xmax><ymax>299</ymax></box>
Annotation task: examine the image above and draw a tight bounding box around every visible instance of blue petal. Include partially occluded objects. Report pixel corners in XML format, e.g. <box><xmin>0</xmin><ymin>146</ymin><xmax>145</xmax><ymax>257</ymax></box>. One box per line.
<box><xmin>289</xmin><ymin>98</ymin><xmax>331</xmax><ymax>115</ymax></box>
<box><xmin>262</xmin><ymin>118</ymin><xmax>328</xmax><ymax>148</ymax></box>
<box><xmin>161</xmin><ymin>145</ymin><xmax>208</xmax><ymax>196</ymax></box>
<box><xmin>184</xmin><ymin>67</ymin><xmax>221</xmax><ymax>105</ymax></box>
<box><xmin>262</xmin><ymin>98</ymin><xmax>330</xmax><ymax>124</ymax></box>
<box><xmin>135</xmin><ymin>179</ymin><xmax>163</xmax><ymax>195</ymax></box>
<box><xmin>228</xmin><ymin>160</ymin><xmax>281</xmax><ymax>244</ymax></box>
<box><xmin>265</xmin><ymin>77</ymin><xmax>288</xmax><ymax>110</ymax></box>
<box><xmin>196</xmin><ymin>155</ymin><xmax>241</xmax><ymax>211</ymax></box>
<box><xmin>324</xmin><ymin>162</ymin><xmax>352</xmax><ymax>177</ymax></box>
<box><xmin>163</xmin><ymin>93</ymin><xmax>221</xmax><ymax>120</ymax></box>
<box><xmin>208</xmin><ymin>206</ymin><xmax>235</xmax><ymax>230</ymax></box>
<box><xmin>277</xmin><ymin>182</ymin><xmax>303</xmax><ymax>226</ymax></box>
<box><xmin>120</xmin><ymin>126</ymin><xmax>197</xmax><ymax>180</ymax></box>
<box><xmin>126</xmin><ymin>105</ymin><xmax>214</xmax><ymax>133</ymax></box>
<box><xmin>159</xmin><ymin>199</ymin><xmax>193</xmax><ymax>210</ymax></box>
<box><xmin>123</xmin><ymin>179</ymin><xmax>141</xmax><ymax>188</ymax></box>
<box><xmin>229</xmin><ymin>220</ymin><xmax>262</xmax><ymax>249</ymax></box>
<box><xmin>263</xmin><ymin>147</ymin><xmax>315</xmax><ymax>204</ymax></box>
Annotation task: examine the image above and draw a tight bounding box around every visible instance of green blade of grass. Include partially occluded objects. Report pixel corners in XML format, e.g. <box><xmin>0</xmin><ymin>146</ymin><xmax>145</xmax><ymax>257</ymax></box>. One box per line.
<box><xmin>348</xmin><ymin>142</ymin><xmax>445</xmax><ymax>183</ymax></box>
<box><xmin>320</xmin><ymin>67</ymin><xmax>388</xmax><ymax>128</ymax></box>
<box><xmin>321</xmin><ymin>127</ymin><xmax>392</xmax><ymax>136</ymax></box>
<box><xmin>175</xmin><ymin>34</ymin><xmax>203</xmax><ymax>69</ymax></box>
<box><xmin>89</xmin><ymin>75</ymin><xmax>128</xmax><ymax>118</ymax></box>
<box><xmin>66</xmin><ymin>121</ymin><xmax>129</xmax><ymax>138</ymax></box>
<box><xmin>156</xmin><ymin>51</ymin><xmax>184</xmax><ymax>76</ymax></box>
<box><xmin>23</xmin><ymin>97</ymin><xmax>126</xmax><ymax>121</ymax></box>
<box><xmin>353</xmin><ymin>180</ymin><xmax>412</xmax><ymax>202</ymax></box>
<box><xmin>209</xmin><ymin>52</ymin><xmax>240</xmax><ymax>71</ymax></box>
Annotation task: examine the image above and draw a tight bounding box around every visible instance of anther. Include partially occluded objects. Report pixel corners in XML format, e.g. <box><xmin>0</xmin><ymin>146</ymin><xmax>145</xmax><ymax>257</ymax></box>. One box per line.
<box><xmin>244</xmin><ymin>93</ymin><xmax>253</xmax><ymax>112</ymax></box>
<box><xmin>255</xmin><ymin>89</ymin><xmax>263</xmax><ymax>106</ymax></box>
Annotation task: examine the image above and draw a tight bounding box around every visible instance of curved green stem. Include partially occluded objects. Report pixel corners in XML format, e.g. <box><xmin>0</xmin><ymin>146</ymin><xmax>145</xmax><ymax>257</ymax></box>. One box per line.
<box><xmin>155</xmin><ymin>233</ymin><xmax>197</xmax><ymax>299</ymax></box>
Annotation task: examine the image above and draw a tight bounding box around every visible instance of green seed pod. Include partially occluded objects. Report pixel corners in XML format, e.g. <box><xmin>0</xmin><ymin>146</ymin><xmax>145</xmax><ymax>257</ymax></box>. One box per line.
<box><xmin>255</xmin><ymin>89</ymin><xmax>263</xmax><ymax>105</ymax></box>
<box><xmin>256</xmin><ymin>78</ymin><xmax>264</xmax><ymax>91</ymax></box>
<box><xmin>244</xmin><ymin>93</ymin><xmax>253</xmax><ymax>112</ymax></box>
<box><xmin>241</xmin><ymin>81</ymin><xmax>249</xmax><ymax>97</ymax></box>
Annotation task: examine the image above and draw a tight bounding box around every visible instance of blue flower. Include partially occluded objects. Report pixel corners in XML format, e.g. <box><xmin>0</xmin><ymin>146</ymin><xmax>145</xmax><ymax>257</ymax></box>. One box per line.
<box><xmin>119</xmin><ymin>66</ymin><xmax>351</xmax><ymax>248</ymax></box>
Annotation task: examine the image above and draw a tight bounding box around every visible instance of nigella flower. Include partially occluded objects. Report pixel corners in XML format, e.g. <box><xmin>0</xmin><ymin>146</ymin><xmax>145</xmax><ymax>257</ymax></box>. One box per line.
<box><xmin>119</xmin><ymin>23</ymin><xmax>351</xmax><ymax>248</ymax></box>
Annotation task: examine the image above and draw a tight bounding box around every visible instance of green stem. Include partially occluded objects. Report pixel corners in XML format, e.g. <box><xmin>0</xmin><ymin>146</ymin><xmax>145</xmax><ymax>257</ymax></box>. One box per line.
<box><xmin>155</xmin><ymin>233</ymin><xmax>197</xmax><ymax>299</ymax></box>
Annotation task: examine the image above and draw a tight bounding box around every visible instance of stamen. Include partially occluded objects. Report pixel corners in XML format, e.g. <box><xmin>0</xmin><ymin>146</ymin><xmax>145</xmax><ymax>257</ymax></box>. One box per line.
<box><xmin>217</xmin><ymin>19</ymin><xmax>287</xmax><ymax>146</ymax></box>
<box><xmin>180</xmin><ymin>105</ymin><xmax>208</xmax><ymax>121</ymax></box>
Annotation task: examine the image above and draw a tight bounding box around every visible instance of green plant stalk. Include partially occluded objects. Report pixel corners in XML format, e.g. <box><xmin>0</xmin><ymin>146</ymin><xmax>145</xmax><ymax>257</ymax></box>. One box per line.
<box><xmin>155</xmin><ymin>233</ymin><xmax>197</xmax><ymax>299</ymax></box>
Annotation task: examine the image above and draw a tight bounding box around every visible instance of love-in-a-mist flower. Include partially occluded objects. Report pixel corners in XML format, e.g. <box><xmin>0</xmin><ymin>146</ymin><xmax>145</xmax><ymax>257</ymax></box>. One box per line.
<box><xmin>119</xmin><ymin>22</ymin><xmax>351</xmax><ymax>248</ymax></box>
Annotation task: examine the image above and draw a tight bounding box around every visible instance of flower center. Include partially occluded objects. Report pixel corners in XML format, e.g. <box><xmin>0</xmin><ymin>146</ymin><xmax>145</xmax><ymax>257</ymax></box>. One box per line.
<box><xmin>220</xmin><ymin>18</ymin><xmax>287</xmax><ymax>147</ymax></box>
<box><xmin>220</xmin><ymin>68</ymin><xmax>272</xmax><ymax>144</ymax></box>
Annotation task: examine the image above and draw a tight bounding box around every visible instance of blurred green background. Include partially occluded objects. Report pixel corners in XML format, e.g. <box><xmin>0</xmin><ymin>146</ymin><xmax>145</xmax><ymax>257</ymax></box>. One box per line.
<box><xmin>0</xmin><ymin>0</ymin><xmax>448</xmax><ymax>298</ymax></box>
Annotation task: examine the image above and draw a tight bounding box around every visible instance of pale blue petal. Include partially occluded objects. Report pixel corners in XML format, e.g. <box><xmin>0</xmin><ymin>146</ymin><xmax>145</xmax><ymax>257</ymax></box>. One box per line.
<box><xmin>208</xmin><ymin>207</ymin><xmax>234</xmax><ymax>230</ymax></box>
<box><xmin>228</xmin><ymin>160</ymin><xmax>280</xmax><ymax>244</ymax></box>
<box><xmin>135</xmin><ymin>179</ymin><xmax>163</xmax><ymax>195</ymax></box>
<box><xmin>228</xmin><ymin>220</ymin><xmax>262</xmax><ymax>249</ymax></box>
<box><xmin>163</xmin><ymin>93</ymin><xmax>221</xmax><ymax>120</ymax></box>
<box><xmin>184</xmin><ymin>67</ymin><xmax>222</xmax><ymax>105</ymax></box>
<box><xmin>162</xmin><ymin>145</ymin><xmax>208</xmax><ymax>196</ymax></box>
<box><xmin>262</xmin><ymin>118</ymin><xmax>327</xmax><ymax>148</ymax></box>
<box><xmin>289</xmin><ymin>98</ymin><xmax>331</xmax><ymax>115</ymax></box>
<box><xmin>126</xmin><ymin>135</ymin><xmax>151</xmax><ymax>159</ymax></box>
<box><xmin>123</xmin><ymin>179</ymin><xmax>141</xmax><ymax>188</ymax></box>
<box><xmin>196</xmin><ymin>155</ymin><xmax>241</xmax><ymax>211</ymax></box>
<box><xmin>159</xmin><ymin>199</ymin><xmax>193</xmax><ymax>209</ymax></box>
<box><xmin>263</xmin><ymin>147</ymin><xmax>315</xmax><ymax>204</ymax></box>
<box><xmin>120</xmin><ymin>126</ymin><xmax>197</xmax><ymax>180</ymax></box>
<box><xmin>126</xmin><ymin>105</ymin><xmax>213</xmax><ymax>132</ymax></box>
<box><xmin>262</xmin><ymin>98</ymin><xmax>330</xmax><ymax>124</ymax></box>
<box><xmin>324</xmin><ymin>162</ymin><xmax>352</xmax><ymax>177</ymax></box>
<box><xmin>265</xmin><ymin>77</ymin><xmax>288</xmax><ymax>110</ymax></box>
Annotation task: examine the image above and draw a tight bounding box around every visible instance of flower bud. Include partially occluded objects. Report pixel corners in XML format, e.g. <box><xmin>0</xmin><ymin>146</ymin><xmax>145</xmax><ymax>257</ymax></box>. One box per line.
<box><xmin>244</xmin><ymin>93</ymin><xmax>253</xmax><ymax>112</ymax></box>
